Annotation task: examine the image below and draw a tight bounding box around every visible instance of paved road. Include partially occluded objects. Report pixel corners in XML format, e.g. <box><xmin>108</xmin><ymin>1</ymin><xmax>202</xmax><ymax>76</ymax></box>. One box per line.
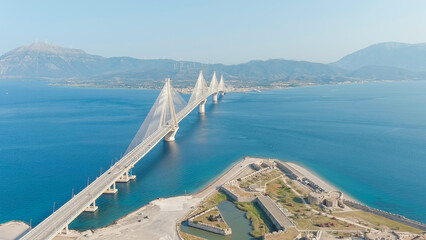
<box><xmin>20</xmin><ymin>93</ymin><xmax>215</xmax><ymax>240</ymax></box>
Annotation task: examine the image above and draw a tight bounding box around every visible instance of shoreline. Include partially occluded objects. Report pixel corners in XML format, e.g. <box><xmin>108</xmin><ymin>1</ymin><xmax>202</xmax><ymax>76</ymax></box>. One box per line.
<box><xmin>4</xmin><ymin>156</ymin><xmax>425</xmax><ymax>240</ymax></box>
<box><xmin>0</xmin><ymin>77</ymin><xmax>412</xmax><ymax>93</ymax></box>
<box><xmin>284</xmin><ymin>161</ymin><xmax>359</xmax><ymax>203</ymax></box>
<box><xmin>46</xmin><ymin>79</ymin><xmax>406</xmax><ymax>93</ymax></box>
<box><xmin>55</xmin><ymin>157</ymin><xmax>426</xmax><ymax>236</ymax></box>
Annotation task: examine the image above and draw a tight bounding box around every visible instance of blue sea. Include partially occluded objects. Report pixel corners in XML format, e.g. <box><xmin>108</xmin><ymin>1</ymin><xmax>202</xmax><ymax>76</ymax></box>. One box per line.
<box><xmin>0</xmin><ymin>80</ymin><xmax>425</xmax><ymax>230</ymax></box>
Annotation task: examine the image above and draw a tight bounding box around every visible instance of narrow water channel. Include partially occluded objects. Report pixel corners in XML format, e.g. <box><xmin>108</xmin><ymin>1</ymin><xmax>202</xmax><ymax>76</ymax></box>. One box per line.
<box><xmin>181</xmin><ymin>201</ymin><xmax>255</xmax><ymax>240</ymax></box>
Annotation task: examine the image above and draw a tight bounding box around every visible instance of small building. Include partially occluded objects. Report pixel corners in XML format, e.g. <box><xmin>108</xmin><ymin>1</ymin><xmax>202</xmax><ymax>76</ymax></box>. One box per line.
<box><xmin>307</xmin><ymin>192</ymin><xmax>324</xmax><ymax>205</ymax></box>
<box><xmin>261</xmin><ymin>160</ymin><xmax>276</xmax><ymax>169</ymax></box>
<box><xmin>308</xmin><ymin>191</ymin><xmax>344</xmax><ymax>209</ymax></box>
<box><xmin>256</xmin><ymin>195</ymin><xmax>295</xmax><ymax>231</ymax></box>
<box><xmin>276</xmin><ymin>162</ymin><xmax>304</xmax><ymax>181</ymax></box>
<box><xmin>251</xmin><ymin>162</ymin><xmax>263</xmax><ymax>170</ymax></box>
<box><xmin>366</xmin><ymin>230</ymin><xmax>400</xmax><ymax>240</ymax></box>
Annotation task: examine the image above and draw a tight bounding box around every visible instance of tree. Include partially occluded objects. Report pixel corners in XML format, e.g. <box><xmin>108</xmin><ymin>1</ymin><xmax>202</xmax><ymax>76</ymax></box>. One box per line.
<box><xmin>208</xmin><ymin>215</ymin><xmax>216</xmax><ymax>221</ymax></box>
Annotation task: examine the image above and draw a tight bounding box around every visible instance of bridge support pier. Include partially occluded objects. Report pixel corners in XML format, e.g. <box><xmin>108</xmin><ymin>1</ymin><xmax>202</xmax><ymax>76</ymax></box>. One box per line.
<box><xmin>104</xmin><ymin>182</ymin><xmax>118</xmax><ymax>194</ymax></box>
<box><xmin>199</xmin><ymin>99</ymin><xmax>206</xmax><ymax>113</ymax></box>
<box><xmin>164</xmin><ymin>127</ymin><xmax>179</xmax><ymax>142</ymax></box>
<box><xmin>213</xmin><ymin>92</ymin><xmax>218</xmax><ymax>103</ymax></box>
<box><xmin>85</xmin><ymin>200</ymin><xmax>98</xmax><ymax>212</ymax></box>
<box><xmin>116</xmin><ymin>169</ymin><xmax>136</xmax><ymax>183</ymax></box>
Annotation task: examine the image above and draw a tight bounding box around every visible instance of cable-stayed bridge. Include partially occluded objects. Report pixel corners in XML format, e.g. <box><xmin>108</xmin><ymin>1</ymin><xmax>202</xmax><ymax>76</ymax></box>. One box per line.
<box><xmin>20</xmin><ymin>71</ymin><xmax>227</xmax><ymax>240</ymax></box>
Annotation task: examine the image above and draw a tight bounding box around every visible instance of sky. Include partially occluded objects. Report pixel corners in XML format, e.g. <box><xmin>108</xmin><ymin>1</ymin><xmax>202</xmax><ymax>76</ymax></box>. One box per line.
<box><xmin>1</xmin><ymin>0</ymin><xmax>426</xmax><ymax>64</ymax></box>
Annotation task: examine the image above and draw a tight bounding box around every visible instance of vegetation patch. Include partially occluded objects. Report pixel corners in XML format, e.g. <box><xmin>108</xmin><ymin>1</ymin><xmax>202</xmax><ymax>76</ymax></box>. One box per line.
<box><xmin>239</xmin><ymin>169</ymin><xmax>283</xmax><ymax>190</ymax></box>
<box><xmin>333</xmin><ymin>210</ymin><xmax>424</xmax><ymax>234</ymax></box>
<box><xmin>265</xmin><ymin>227</ymin><xmax>300</xmax><ymax>240</ymax></box>
<box><xmin>225</xmin><ymin>184</ymin><xmax>255</xmax><ymax>197</ymax></box>
<box><xmin>266</xmin><ymin>178</ymin><xmax>306</xmax><ymax>214</ymax></box>
<box><xmin>236</xmin><ymin>202</ymin><xmax>274</xmax><ymax>239</ymax></box>
<box><xmin>179</xmin><ymin>231</ymin><xmax>206</xmax><ymax>240</ymax></box>
<box><xmin>293</xmin><ymin>212</ymin><xmax>362</xmax><ymax>230</ymax></box>
<box><xmin>193</xmin><ymin>208</ymin><xmax>229</xmax><ymax>230</ymax></box>
<box><xmin>191</xmin><ymin>191</ymin><xmax>227</xmax><ymax>217</ymax></box>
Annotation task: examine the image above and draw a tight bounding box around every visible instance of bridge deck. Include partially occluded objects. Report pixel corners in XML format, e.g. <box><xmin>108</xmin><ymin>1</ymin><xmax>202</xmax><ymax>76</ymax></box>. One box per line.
<box><xmin>20</xmin><ymin>92</ymin><xmax>215</xmax><ymax>240</ymax></box>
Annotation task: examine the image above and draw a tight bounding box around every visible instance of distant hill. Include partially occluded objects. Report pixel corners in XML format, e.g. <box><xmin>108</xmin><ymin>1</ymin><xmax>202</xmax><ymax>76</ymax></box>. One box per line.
<box><xmin>0</xmin><ymin>42</ymin><xmax>104</xmax><ymax>77</ymax></box>
<box><xmin>0</xmin><ymin>42</ymin><xmax>347</xmax><ymax>87</ymax></box>
<box><xmin>0</xmin><ymin>42</ymin><xmax>206</xmax><ymax>78</ymax></box>
<box><xmin>1</xmin><ymin>41</ymin><xmax>425</xmax><ymax>88</ymax></box>
<box><xmin>347</xmin><ymin>65</ymin><xmax>426</xmax><ymax>80</ymax></box>
<box><xmin>332</xmin><ymin>42</ymin><xmax>426</xmax><ymax>72</ymax></box>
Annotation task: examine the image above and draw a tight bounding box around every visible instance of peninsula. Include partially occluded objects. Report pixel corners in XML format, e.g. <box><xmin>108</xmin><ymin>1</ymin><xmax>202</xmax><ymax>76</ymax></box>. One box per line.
<box><xmin>2</xmin><ymin>157</ymin><xmax>424</xmax><ymax>240</ymax></box>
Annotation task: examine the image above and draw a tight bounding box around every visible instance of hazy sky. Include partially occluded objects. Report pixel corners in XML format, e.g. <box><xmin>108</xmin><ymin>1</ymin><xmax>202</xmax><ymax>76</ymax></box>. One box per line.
<box><xmin>1</xmin><ymin>0</ymin><xmax>426</xmax><ymax>64</ymax></box>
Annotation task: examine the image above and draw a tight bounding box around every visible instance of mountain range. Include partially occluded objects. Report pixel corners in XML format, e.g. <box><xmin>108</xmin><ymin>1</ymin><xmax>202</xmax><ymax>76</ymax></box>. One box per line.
<box><xmin>1</xmin><ymin>41</ymin><xmax>425</xmax><ymax>88</ymax></box>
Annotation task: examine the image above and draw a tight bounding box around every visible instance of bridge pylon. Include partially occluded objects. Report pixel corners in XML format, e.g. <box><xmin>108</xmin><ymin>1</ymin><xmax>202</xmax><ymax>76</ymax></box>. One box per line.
<box><xmin>209</xmin><ymin>71</ymin><xmax>219</xmax><ymax>103</ymax></box>
<box><xmin>164</xmin><ymin>78</ymin><xmax>180</xmax><ymax>141</ymax></box>
<box><xmin>199</xmin><ymin>99</ymin><xmax>207</xmax><ymax>113</ymax></box>
<box><xmin>19</xmin><ymin>71</ymin><xmax>229</xmax><ymax>240</ymax></box>
<box><xmin>189</xmin><ymin>71</ymin><xmax>209</xmax><ymax>113</ymax></box>
<box><xmin>218</xmin><ymin>74</ymin><xmax>225</xmax><ymax>96</ymax></box>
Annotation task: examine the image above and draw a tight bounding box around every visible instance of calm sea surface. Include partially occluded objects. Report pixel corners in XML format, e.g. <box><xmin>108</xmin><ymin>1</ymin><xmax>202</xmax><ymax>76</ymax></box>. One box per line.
<box><xmin>0</xmin><ymin>80</ymin><xmax>425</xmax><ymax>229</ymax></box>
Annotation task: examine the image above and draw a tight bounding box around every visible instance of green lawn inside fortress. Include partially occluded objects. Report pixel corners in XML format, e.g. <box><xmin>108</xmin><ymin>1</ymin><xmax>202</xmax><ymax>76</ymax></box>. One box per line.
<box><xmin>236</xmin><ymin>202</ymin><xmax>272</xmax><ymax>239</ymax></box>
<box><xmin>239</xmin><ymin>169</ymin><xmax>283</xmax><ymax>190</ymax></box>
<box><xmin>265</xmin><ymin>176</ymin><xmax>425</xmax><ymax>234</ymax></box>
<box><xmin>266</xmin><ymin>178</ymin><xmax>307</xmax><ymax>214</ymax></box>
<box><xmin>333</xmin><ymin>211</ymin><xmax>425</xmax><ymax>234</ymax></box>
<box><xmin>193</xmin><ymin>208</ymin><xmax>229</xmax><ymax>230</ymax></box>
<box><xmin>191</xmin><ymin>191</ymin><xmax>228</xmax><ymax>217</ymax></box>
<box><xmin>184</xmin><ymin>167</ymin><xmax>425</xmax><ymax>240</ymax></box>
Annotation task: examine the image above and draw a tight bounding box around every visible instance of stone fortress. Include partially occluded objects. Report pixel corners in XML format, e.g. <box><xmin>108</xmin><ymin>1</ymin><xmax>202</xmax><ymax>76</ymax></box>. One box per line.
<box><xmin>180</xmin><ymin>157</ymin><xmax>425</xmax><ymax>240</ymax></box>
<box><xmin>308</xmin><ymin>191</ymin><xmax>345</xmax><ymax>209</ymax></box>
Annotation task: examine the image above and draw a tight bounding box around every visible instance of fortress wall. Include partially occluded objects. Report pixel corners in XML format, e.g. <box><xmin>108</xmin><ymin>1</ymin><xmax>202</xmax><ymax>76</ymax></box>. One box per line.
<box><xmin>344</xmin><ymin>200</ymin><xmax>426</xmax><ymax>231</ymax></box>
<box><xmin>188</xmin><ymin>220</ymin><xmax>231</xmax><ymax>235</ymax></box>
<box><xmin>219</xmin><ymin>185</ymin><xmax>256</xmax><ymax>202</ymax></box>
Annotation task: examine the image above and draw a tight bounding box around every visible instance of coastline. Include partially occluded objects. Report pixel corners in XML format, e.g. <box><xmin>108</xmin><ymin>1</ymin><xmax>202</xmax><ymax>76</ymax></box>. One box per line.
<box><xmin>55</xmin><ymin>157</ymin><xmax>263</xmax><ymax>240</ymax></box>
<box><xmin>44</xmin><ymin>157</ymin><xmax>426</xmax><ymax>239</ymax></box>
<box><xmin>285</xmin><ymin>161</ymin><xmax>358</xmax><ymax>203</ymax></box>
<box><xmin>44</xmin><ymin>78</ymin><xmax>407</xmax><ymax>93</ymax></box>
<box><xmin>3</xmin><ymin>156</ymin><xmax>424</xmax><ymax>239</ymax></box>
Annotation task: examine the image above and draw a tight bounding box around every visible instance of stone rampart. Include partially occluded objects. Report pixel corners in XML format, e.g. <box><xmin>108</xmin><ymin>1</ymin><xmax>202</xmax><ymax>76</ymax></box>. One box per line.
<box><xmin>188</xmin><ymin>220</ymin><xmax>231</xmax><ymax>235</ymax></box>
<box><xmin>220</xmin><ymin>185</ymin><xmax>256</xmax><ymax>202</ymax></box>
<box><xmin>187</xmin><ymin>207</ymin><xmax>232</xmax><ymax>235</ymax></box>
<box><xmin>344</xmin><ymin>200</ymin><xmax>426</xmax><ymax>231</ymax></box>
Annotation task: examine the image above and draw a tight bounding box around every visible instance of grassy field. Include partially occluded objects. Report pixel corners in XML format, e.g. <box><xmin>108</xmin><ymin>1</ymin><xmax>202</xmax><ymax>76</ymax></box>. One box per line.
<box><xmin>266</xmin><ymin>178</ymin><xmax>364</xmax><ymax>231</ymax></box>
<box><xmin>239</xmin><ymin>169</ymin><xmax>283</xmax><ymax>190</ymax></box>
<box><xmin>193</xmin><ymin>208</ymin><xmax>229</xmax><ymax>230</ymax></box>
<box><xmin>333</xmin><ymin>211</ymin><xmax>425</xmax><ymax>234</ymax></box>
<box><xmin>225</xmin><ymin>184</ymin><xmax>255</xmax><ymax>197</ymax></box>
<box><xmin>287</xmin><ymin>179</ymin><xmax>311</xmax><ymax>196</ymax></box>
<box><xmin>266</xmin><ymin>178</ymin><xmax>307</xmax><ymax>214</ymax></box>
<box><xmin>293</xmin><ymin>212</ymin><xmax>363</xmax><ymax>230</ymax></box>
<box><xmin>191</xmin><ymin>191</ymin><xmax>227</xmax><ymax>217</ymax></box>
<box><xmin>179</xmin><ymin>231</ymin><xmax>206</xmax><ymax>240</ymax></box>
<box><xmin>265</xmin><ymin>227</ymin><xmax>299</xmax><ymax>240</ymax></box>
<box><xmin>264</xmin><ymin>227</ymin><xmax>300</xmax><ymax>240</ymax></box>
<box><xmin>236</xmin><ymin>202</ymin><xmax>273</xmax><ymax>239</ymax></box>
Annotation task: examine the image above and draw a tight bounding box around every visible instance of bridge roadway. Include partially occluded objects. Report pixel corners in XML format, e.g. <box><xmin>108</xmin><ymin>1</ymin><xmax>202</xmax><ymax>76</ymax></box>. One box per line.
<box><xmin>20</xmin><ymin>92</ymin><xmax>216</xmax><ymax>240</ymax></box>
